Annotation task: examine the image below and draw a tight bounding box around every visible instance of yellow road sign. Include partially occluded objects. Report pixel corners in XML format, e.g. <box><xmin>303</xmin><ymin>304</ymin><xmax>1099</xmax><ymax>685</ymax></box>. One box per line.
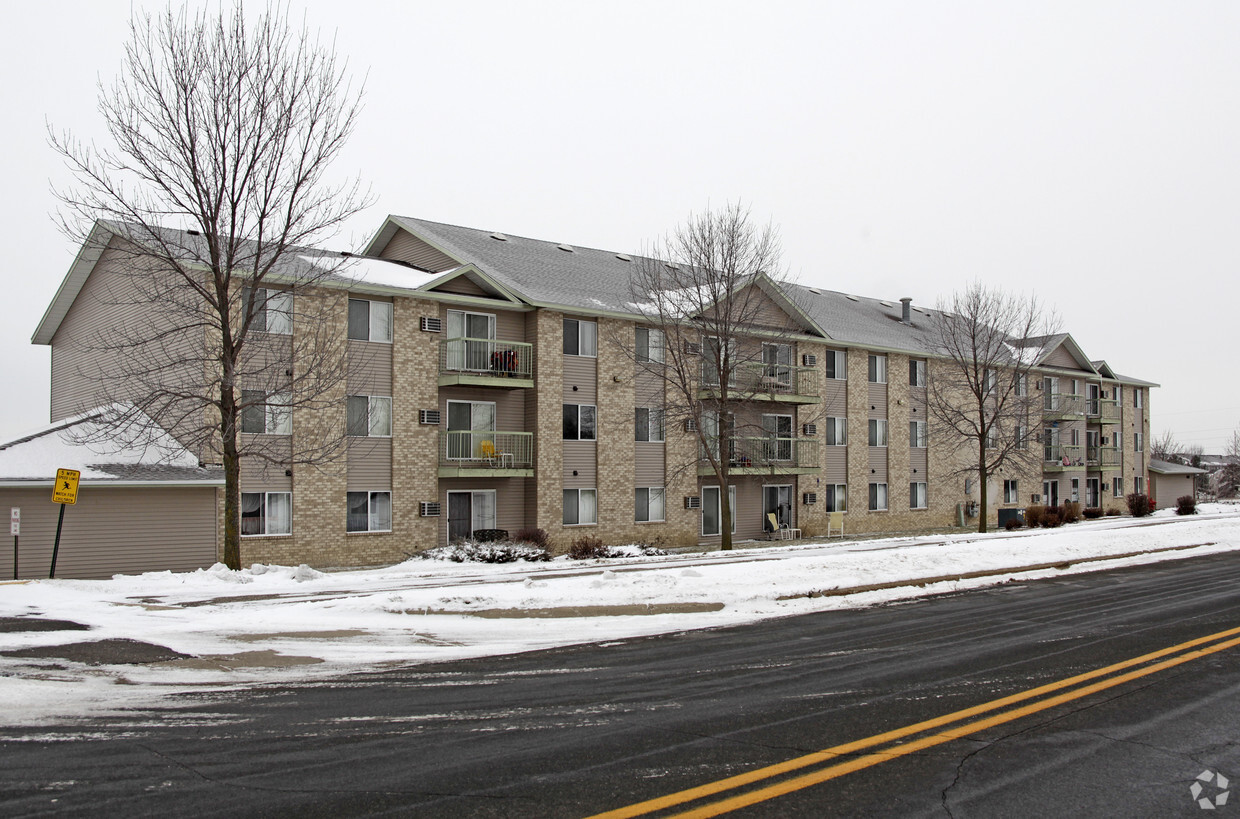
<box><xmin>52</xmin><ymin>468</ymin><xmax>81</xmax><ymax>505</ymax></box>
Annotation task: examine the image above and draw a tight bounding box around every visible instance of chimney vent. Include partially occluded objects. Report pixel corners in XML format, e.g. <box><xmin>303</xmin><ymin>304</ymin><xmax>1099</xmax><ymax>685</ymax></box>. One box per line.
<box><xmin>900</xmin><ymin>297</ymin><xmax>912</xmax><ymax>324</ymax></box>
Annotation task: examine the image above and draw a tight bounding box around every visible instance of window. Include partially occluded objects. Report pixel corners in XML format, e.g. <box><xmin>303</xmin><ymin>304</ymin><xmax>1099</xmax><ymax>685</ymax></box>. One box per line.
<box><xmin>244</xmin><ymin>287</ymin><xmax>292</xmax><ymax>335</ymax></box>
<box><xmin>1070</xmin><ymin>428</ymin><xmax>1081</xmax><ymax>447</ymax></box>
<box><xmin>762</xmin><ymin>343</ymin><xmax>793</xmax><ymax>387</ymax></box>
<box><xmin>910</xmin><ymin>482</ymin><xmax>927</xmax><ymax>510</ymax></box>
<box><xmin>823</xmin><ymin>484</ymin><xmax>847</xmax><ymax>512</ymax></box>
<box><xmin>701</xmin><ymin>485</ymin><xmax>736</xmax><ymax>536</ymax></box>
<box><xmin>826</xmin><ymin>417</ymin><xmax>847</xmax><ymax>446</ymax></box>
<box><xmin>762</xmin><ymin>414</ymin><xmax>794</xmax><ymax>461</ymax></box>
<box><xmin>347</xmin><ymin>491</ymin><xmax>391</xmax><ymax>533</ymax></box>
<box><xmin>1114</xmin><ymin>477</ymin><xmax>1124</xmax><ymax>498</ymax></box>
<box><xmin>824</xmin><ymin>349</ymin><xmax>846</xmax><ymax>380</ymax></box>
<box><xmin>1014</xmin><ymin>373</ymin><xmax>1027</xmax><ymax>397</ymax></box>
<box><xmin>1134</xmin><ymin>389</ymin><xmax>1143</xmax><ymax>409</ymax></box>
<box><xmin>1071</xmin><ymin>478</ymin><xmax>1080</xmax><ymax>503</ymax></box>
<box><xmin>347</xmin><ymin>395</ymin><xmax>392</xmax><ymax>437</ymax></box>
<box><xmin>868</xmin><ymin>354</ymin><xmax>887</xmax><ymax>384</ymax></box>
<box><xmin>563</xmin><ymin>318</ymin><xmax>597</xmax><ymax>356</ymax></box>
<box><xmin>635</xmin><ymin>487</ymin><xmax>665</xmax><ymax>522</ymax></box>
<box><xmin>563</xmin><ymin>404</ymin><xmax>597</xmax><ymax>440</ymax></box>
<box><xmin>868</xmin><ymin>483</ymin><xmax>888</xmax><ymax>511</ymax></box>
<box><xmin>1016</xmin><ymin>424</ymin><xmax>1029</xmax><ymax>450</ymax></box>
<box><xmin>348</xmin><ymin>298</ymin><xmax>393</xmax><ymax>343</ymax></box>
<box><xmin>446</xmin><ymin>401</ymin><xmax>495</xmax><ymax>459</ymax></box>
<box><xmin>241</xmin><ymin>492</ymin><xmax>291</xmax><ymax>536</ymax></box>
<box><xmin>1115</xmin><ymin>385</ymin><xmax>1123</xmax><ymax>404</ymax></box>
<box><xmin>635</xmin><ymin>407</ymin><xmax>664</xmax><ymax>442</ymax></box>
<box><xmin>985</xmin><ymin>427</ymin><xmax>997</xmax><ymax>449</ymax></box>
<box><xmin>909</xmin><ymin>420</ymin><xmax>926</xmax><ymax>448</ymax></box>
<box><xmin>909</xmin><ymin>359</ymin><xmax>926</xmax><ymax>387</ymax></box>
<box><xmin>445</xmin><ymin>310</ymin><xmax>496</xmax><ymax>371</ymax></box>
<box><xmin>1135</xmin><ymin>475</ymin><xmax>1145</xmax><ymax>494</ymax></box>
<box><xmin>868</xmin><ymin>418</ymin><xmax>888</xmax><ymax>447</ymax></box>
<box><xmin>240</xmin><ymin>390</ymin><xmax>291</xmax><ymax>435</ymax></box>
<box><xmin>702</xmin><ymin>336</ymin><xmax>736</xmax><ymax>387</ymax></box>
<box><xmin>635</xmin><ymin>327</ymin><xmax>664</xmax><ymax>364</ymax></box>
<box><xmin>563</xmin><ymin>488</ymin><xmax>597</xmax><ymax>525</ymax></box>
<box><xmin>984</xmin><ymin>368</ymin><xmax>997</xmax><ymax>396</ymax></box>
<box><xmin>1134</xmin><ymin>432</ymin><xmax>1144</xmax><ymax>452</ymax></box>
<box><xmin>1004</xmin><ymin>479</ymin><xmax>1018</xmax><ymax>504</ymax></box>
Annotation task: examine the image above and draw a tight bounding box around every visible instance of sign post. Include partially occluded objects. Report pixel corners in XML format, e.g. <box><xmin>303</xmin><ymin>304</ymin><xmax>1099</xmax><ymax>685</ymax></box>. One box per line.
<box><xmin>9</xmin><ymin>507</ymin><xmax>17</xmax><ymax>580</ymax></box>
<box><xmin>49</xmin><ymin>469</ymin><xmax>80</xmax><ymax>579</ymax></box>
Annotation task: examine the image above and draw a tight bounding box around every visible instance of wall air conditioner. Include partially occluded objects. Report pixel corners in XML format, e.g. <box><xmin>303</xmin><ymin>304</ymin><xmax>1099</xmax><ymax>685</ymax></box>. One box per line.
<box><xmin>419</xmin><ymin>409</ymin><xmax>441</xmax><ymax>425</ymax></box>
<box><xmin>802</xmin><ymin>492</ymin><xmax>817</xmax><ymax>505</ymax></box>
<box><xmin>420</xmin><ymin>502</ymin><xmax>441</xmax><ymax>517</ymax></box>
<box><xmin>683</xmin><ymin>340</ymin><xmax>701</xmax><ymax>355</ymax></box>
<box><xmin>802</xmin><ymin>423</ymin><xmax>817</xmax><ymax>437</ymax></box>
<box><xmin>420</xmin><ymin>316</ymin><xmax>442</xmax><ymax>332</ymax></box>
<box><xmin>684</xmin><ymin>496</ymin><xmax>701</xmax><ymax>509</ymax></box>
<box><xmin>802</xmin><ymin>354</ymin><xmax>817</xmax><ymax>367</ymax></box>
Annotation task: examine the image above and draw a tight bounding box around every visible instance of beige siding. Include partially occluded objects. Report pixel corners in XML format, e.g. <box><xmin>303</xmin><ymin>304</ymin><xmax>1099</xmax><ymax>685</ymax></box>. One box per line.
<box><xmin>433</xmin><ymin>275</ymin><xmax>489</xmax><ymax>298</ymax></box>
<box><xmin>240</xmin><ymin>439</ymin><xmax>293</xmax><ymax>491</ymax></box>
<box><xmin>867</xmin><ymin>382</ymin><xmax>888</xmax><ymax>418</ymax></box>
<box><xmin>563</xmin><ymin>356</ymin><xmax>597</xmax><ymax>401</ymax></box>
<box><xmin>347</xmin><ymin>438</ymin><xmax>392</xmax><ymax>490</ymax></box>
<box><xmin>440</xmin><ymin>387</ymin><xmax>526</xmax><ymax>431</ymax></box>
<box><xmin>634</xmin><ymin>442</ymin><xmax>665</xmax><ymax>487</ymax></box>
<box><xmin>823</xmin><ymin>378</ymin><xmax>847</xmax><ymax>416</ymax></box>
<box><xmin>1</xmin><ymin>486</ymin><xmax>218</xmax><ymax>580</ymax></box>
<box><xmin>869</xmin><ymin>447</ymin><xmax>888</xmax><ymax>481</ymax></box>
<box><xmin>1044</xmin><ymin>344</ymin><xmax>1088</xmax><ymax>371</ymax></box>
<box><xmin>347</xmin><ymin>340</ymin><xmax>393</xmax><ymax>395</ymax></box>
<box><xmin>563</xmin><ymin>441</ymin><xmax>597</xmax><ymax>487</ymax></box>
<box><xmin>438</xmin><ymin>477</ymin><xmax>529</xmax><ymax>542</ymax></box>
<box><xmin>825</xmin><ymin>446</ymin><xmax>848</xmax><ymax>481</ymax></box>
<box><xmin>377</xmin><ymin>229</ymin><xmax>459</xmax><ymax>272</ymax></box>
<box><xmin>634</xmin><ymin>368</ymin><xmax>663</xmax><ymax>406</ymax></box>
<box><xmin>910</xmin><ymin>447</ymin><xmax>928</xmax><ymax>476</ymax></box>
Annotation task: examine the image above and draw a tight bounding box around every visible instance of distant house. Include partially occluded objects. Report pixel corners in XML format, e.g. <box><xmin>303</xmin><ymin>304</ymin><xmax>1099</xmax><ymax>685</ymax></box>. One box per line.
<box><xmin>1148</xmin><ymin>459</ymin><xmax>1207</xmax><ymax>509</ymax></box>
<box><xmin>0</xmin><ymin>407</ymin><xmax>222</xmax><ymax>579</ymax></box>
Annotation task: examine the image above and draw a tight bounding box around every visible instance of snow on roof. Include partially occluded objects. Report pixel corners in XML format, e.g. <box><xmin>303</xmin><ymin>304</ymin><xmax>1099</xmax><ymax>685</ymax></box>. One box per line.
<box><xmin>298</xmin><ymin>254</ymin><xmax>439</xmax><ymax>292</ymax></box>
<box><xmin>0</xmin><ymin>405</ymin><xmax>221</xmax><ymax>484</ymax></box>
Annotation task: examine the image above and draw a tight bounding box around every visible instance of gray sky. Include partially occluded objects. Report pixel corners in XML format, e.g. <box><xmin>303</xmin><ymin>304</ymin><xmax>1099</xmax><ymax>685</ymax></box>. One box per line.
<box><xmin>3</xmin><ymin>1</ymin><xmax>1238</xmax><ymax>451</ymax></box>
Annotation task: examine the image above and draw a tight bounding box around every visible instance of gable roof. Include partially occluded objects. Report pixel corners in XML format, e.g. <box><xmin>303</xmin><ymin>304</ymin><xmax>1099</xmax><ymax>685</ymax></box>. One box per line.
<box><xmin>1148</xmin><ymin>458</ymin><xmax>1207</xmax><ymax>476</ymax></box>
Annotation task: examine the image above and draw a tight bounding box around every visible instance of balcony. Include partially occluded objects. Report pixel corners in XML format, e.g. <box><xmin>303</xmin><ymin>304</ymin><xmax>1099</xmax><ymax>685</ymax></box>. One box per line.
<box><xmin>1086</xmin><ymin>446</ymin><xmax>1122</xmax><ymax>469</ymax></box>
<box><xmin>1043</xmin><ymin>393</ymin><xmax>1084</xmax><ymax>419</ymax></box>
<box><xmin>1086</xmin><ymin>398</ymin><xmax>1121</xmax><ymax>424</ymax></box>
<box><xmin>438</xmin><ymin>431</ymin><xmax>534</xmax><ymax>477</ymax></box>
<box><xmin>700</xmin><ymin>363</ymin><xmax>820</xmax><ymax>403</ymax></box>
<box><xmin>439</xmin><ymin>338</ymin><xmax>534</xmax><ymax>389</ymax></box>
<box><xmin>1044</xmin><ymin>444</ymin><xmax>1085</xmax><ymax>471</ymax></box>
<box><xmin>699</xmin><ymin>436</ymin><xmax>820</xmax><ymax>475</ymax></box>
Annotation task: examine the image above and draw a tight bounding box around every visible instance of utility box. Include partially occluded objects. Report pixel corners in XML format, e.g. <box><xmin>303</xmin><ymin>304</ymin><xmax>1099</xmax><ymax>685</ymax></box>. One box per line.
<box><xmin>997</xmin><ymin>508</ymin><xmax>1025</xmax><ymax>528</ymax></box>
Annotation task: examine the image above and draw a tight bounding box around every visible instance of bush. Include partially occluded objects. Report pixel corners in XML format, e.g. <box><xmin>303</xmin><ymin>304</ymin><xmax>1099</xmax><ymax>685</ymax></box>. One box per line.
<box><xmin>1061</xmin><ymin>502</ymin><xmax>1082</xmax><ymax>524</ymax></box>
<box><xmin>1024</xmin><ymin>505</ymin><xmax>1047</xmax><ymax>528</ymax></box>
<box><xmin>568</xmin><ymin>535</ymin><xmax>614</xmax><ymax>560</ymax></box>
<box><xmin>514</xmin><ymin>527</ymin><xmax>550</xmax><ymax>549</ymax></box>
<box><xmin>1082</xmin><ymin>507</ymin><xmax>1104</xmax><ymax>519</ymax></box>
<box><xmin>1126</xmin><ymin>493</ymin><xmax>1153</xmax><ymax>518</ymax></box>
<box><xmin>1043</xmin><ymin>511</ymin><xmax>1063</xmax><ymax>528</ymax></box>
<box><xmin>418</xmin><ymin>541</ymin><xmax>551</xmax><ymax>563</ymax></box>
<box><xmin>1176</xmin><ymin>495</ymin><xmax>1197</xmax><ymax>516</ymax></box>
<box><xmin>1004</xmin><ymin>517</ymin><xmax>1022</xmax><ymax>531</ymax></box>
<box><xmin>1106</xmin><ymin>507</ymin><xmax>1123</xmax><ymax>516</ymax></box>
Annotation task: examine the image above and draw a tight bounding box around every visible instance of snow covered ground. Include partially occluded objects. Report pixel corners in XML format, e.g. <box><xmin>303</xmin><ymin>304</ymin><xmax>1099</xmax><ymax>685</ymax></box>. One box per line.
<box><xmin>2</xmin><ymin>505</ymin><xmax>1239</xmax><ymax>727</ymax></box>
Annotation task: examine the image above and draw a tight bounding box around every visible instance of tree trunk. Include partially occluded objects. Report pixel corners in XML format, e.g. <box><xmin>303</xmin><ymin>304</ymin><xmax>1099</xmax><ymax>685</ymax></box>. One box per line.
<box><xmin>977</xmin><ymin>443</ymin><xmax>989</xmax><ymax>534</ymax></box>
<box><xmin>720</xmin><ymin>470</ymin><xmax>733</xmax><ymax>551</ymax></box>
<box><xmin>221</xmin><ymin>386</ymin><xmax>242</xmax><ymax>569</ymax></box>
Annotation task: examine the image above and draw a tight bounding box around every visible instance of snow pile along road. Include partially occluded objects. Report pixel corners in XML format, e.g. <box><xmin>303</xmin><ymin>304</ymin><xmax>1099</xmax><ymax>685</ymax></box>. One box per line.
<box><xmin>1</xmin><ymin>506</ymin><xmax>1239</xmax><ymax>726</ymax></box>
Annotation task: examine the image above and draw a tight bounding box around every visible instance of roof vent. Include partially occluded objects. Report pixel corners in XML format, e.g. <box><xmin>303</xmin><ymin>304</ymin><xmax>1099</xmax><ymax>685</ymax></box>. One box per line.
<box><xmin>845</xmin><ymin>294</ymin><xmax>860</xmax><ymax>302</ymax></box>
<box><xmin>340</xmin><ymin>251</ymin><xmax>353</xmax><ymax>257</ymax></box>
<box><xmin>490</xmin><ymin>232</ymin><xmax>508</xmax><ymax>242</ymax></box>
<box><xmin>807</xmin><ymin>287</ymin><xmax>822</xmax><ymax>295</ymax></box>
<box><xmin>900</xmin><ymin>297</ymin><xmax>913</xmax><ymax>324</ymax></box>
<box><xmin>187</xmin><ymin>229</ymin><xmax>200</xmax><ymax>236</ymax></box>
<box><xmin>880</xmin><ymin>300</ymin><xmax>895</xmax><ymax>308</ymax></box>
<box><xmin>558</xmin><ymin>244</ymin><xmax>575</xmax><ymax>253</ymax></box>
<box><xmin>615</xmin><ymin>253</ymin><xmax>632</xmax><ymax>262</ymax></box>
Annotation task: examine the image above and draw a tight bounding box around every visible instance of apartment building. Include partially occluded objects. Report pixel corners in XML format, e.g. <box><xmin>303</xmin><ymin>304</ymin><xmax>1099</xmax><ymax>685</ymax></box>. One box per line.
<box><xmin>33</xmin><ymin>216</ymin><xmax>1156</xmax><ymax>567</ymax></box>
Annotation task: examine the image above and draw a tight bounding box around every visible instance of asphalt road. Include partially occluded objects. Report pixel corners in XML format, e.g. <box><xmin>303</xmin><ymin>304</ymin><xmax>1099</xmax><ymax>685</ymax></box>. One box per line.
<box><xmin>4</xmin><ymin>552</ymin><xmax>1240</xmax><ymax>818</ymax></box>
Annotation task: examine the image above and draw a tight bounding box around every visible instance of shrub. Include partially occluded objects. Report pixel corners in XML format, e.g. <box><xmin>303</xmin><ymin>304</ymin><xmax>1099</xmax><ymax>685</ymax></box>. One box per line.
<box><xmin>1176</xmin><ymin>495</ymin><xmax>1197</xmax><ymax>516</ymax></box>
<box><xmin>514</xmin><ymin>527</ymin><xmax>550</xmax><ymax>549</ymax></box>
<box><xmin>1106</xmin><ymin>507</ymin><xmax>1123</xmax><ymax>516</ymax></box>
<box><xmin>1082</xmin><ymin>507</ymin><xmax>1104</xmax><ymax>519</ymax></box>
<box><xmin>1024</xmin><ymin>505</ymin><xmax>1047</xmax><ymax>528</ymax></box>
<box><xmin>1004</xmin><ymin>517</ymin><xmax>1022</xmax><ymax>531</ymax></box>
<box><xmin>1126</xmin><ymin>493</ymin><xmax>1153</xmax><ymax>518</ymax></box>
<box><xmin>1043</xmin><ymin>511</ymin><xmax>1063</xmax><ymax>528</ymax></box>
<box><xmin>568</xmin><ymin>535</ymin><xmax>614</xmax><ymax>560</ymax></box>
<box><xmin>1061</xmin><ymin>502</ymin><xmax>1082</xmax><ymax>524</ymax></box>
<box><xmin>418</xmin><ymin>542</ymin><xmax>550</xmax><ymax>563</ymax></box>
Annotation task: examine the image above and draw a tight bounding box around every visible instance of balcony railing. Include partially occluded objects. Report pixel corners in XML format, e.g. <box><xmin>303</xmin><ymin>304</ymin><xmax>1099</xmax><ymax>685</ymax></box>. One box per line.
<box><xmin>700</xmin><ymin>436</ymin><xmax>819</xmax><ymax>473</ymax></box>
<box><xmin>1086</xmin><ymin>398</ymin><xmax>1121</xmax><ymax>423</ymax></box>
<box><xmin>439</xmin><ymin>338</ymin><xmax>533</xmax><ymax>383</ymax></box>
<box><xmin>1086</xmin><ymin>446</ymin><xmax>1122</xmax><ymax>468</ymax></box>
<box><xmin>1044</xmin><ymin>444</ymin><xmax>1085</xmax><ymax>469</ymax></box>
<box><xmin>700</xmin><ymin>362</ymin><xmax>820</xmax><ymax>402</ymax></box>
<box><xmin>1044</xmin><ymin>393</ymin><xmax>1084</xmax><ymax>418</ymax></box>
<box><xmin>438</xmin><ymin>431</ymin><xmax>533</xmax><ymax>471</ymax></box>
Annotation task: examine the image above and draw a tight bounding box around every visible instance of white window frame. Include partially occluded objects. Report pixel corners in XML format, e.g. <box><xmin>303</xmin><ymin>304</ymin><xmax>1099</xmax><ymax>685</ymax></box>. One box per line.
<box><xmin>1135</xmin><ymin>475</ymin><xmax>1145</xmax><ymax>495</ymax></box>
<box><xmin>446</xmin><ymin>400</ymin><xmax>497</xmax><ymax>460</ymax></box>
<box><xmin>635</xmin><ymin>487</ymin><xmax>665</xmax><ymax>522</ymax></box>
<box><xmin>563</xmin><ymin>318</ymin><xmax>597</xmax><ymax>357</ymax></box>
<box><xmin>635</xmin><ymin>407</ymin><xmax>664</xmax><ymax>442</ymax></box>
<box><xmin>241</xmin><ymin>491</ymin><xmax>291</xmax><ymax>536</ymax></box>
<box><xmin>909</xmin><ymin>359</ymin><xmax>927</xmax><ymax>387</ymax></box>
<box><xmin>347</xmin><ymin>490</ymin><xmax>391</xmax><ymax>533</ymax></box>
<box><xmin>348</xmin><ymin>298</ymin><xmax>393</xmax><ymax>343</ymax></box>
<box><xmin>824</xmin><ymin>484</ymin><xmax>847</xmax><ymax>513</ymax></box>
<box><xmin>701</xmin><ymin>485</ymin><xmax>737</xmax><ymax>536</ymax></box>
<box><xmin>347</xmin><ymin>395</ymin><xmax>393</xmax><ymax>437</ymax></box>
<box><xmin>762</xmin><ymin>413</ymin><xmax>794</xmax><ymax>461</ymax></box>
<box><xmin>824</xmin><ymin>349</ymin><xmax>846</xmax><ymax>380</ymax></box>
<box><xmin>1015</xmin><ymin>373</ymin><xmax>1027</xmax><ymax>397</ymax></box>
<box><xmin>1134</xmin><ymin>432</ymin><xmax>1144</xmax><ymax>452</ymax></box>
<box><xmin>635</xmin><ymin>327</ymin><xmax>665</xmax><ymax>364</ymax></box>
<box><xmin>448</xmin><ymin>489</ymin><xmax>496</xmax><ymax>536</ymax></box>
<box><xmin>909</xmin><ymin>420</ymin><xmax>927</xmax><ymax>448</ymax></box>
<box><xmin>1114</xmin><ymin>477</ymin><xmax>1124</xmax><ymax>498</ymax></box>
<box><xmin>868</xmin><ymin>482</ymin><xmax>888</xmax><ymax>511</ymax></box>
<box><xmin>563</xmin><ymin>403</ymin><xmax>597</xmax><ymax>441</ymax></box>
<box><xmin>910</xmin><ymin>481</ymin><xmax>927</xmax><ymax>510</ymax></box>
<box><xmin>868</xmin><ymin>354</ymin><xmax>887</xmax><ymax>384</ymax></box>
<box><xmin>246</xmin><ymin>287</ymin><xmax>292</xmax><ymax>335</ymax></box>
<box><xmin>868</xmin><ymin>418</ymin><xmax>888</xmax><ymax>447</ymax></box>
<box><xmin>563</xmin><ymin>488</ymin><xmax>597</xmax><ymax>526</ymax></box>
<box><xmin>1134</xmin><ymin>389</ymin><xmax>1143</xmax><ymax>409</ymax></box>
<box><xmin>241</xmin><ymin>390</ymin><xmax>291</xmax><ymax>435</ymax></box>
<box><xmin>826</xmin><ymin>417</ymin><xmax>847</xmax><ymax>446</ymax></box>
<box><xmin>1003</xmin><ymin>479</ymin><xmax>1018</xmax><ymax>504</ymax></box>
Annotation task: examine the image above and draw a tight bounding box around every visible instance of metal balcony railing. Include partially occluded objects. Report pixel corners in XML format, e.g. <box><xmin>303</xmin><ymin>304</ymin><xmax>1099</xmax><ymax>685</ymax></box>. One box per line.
<box><xmin>1044</xmin><ymin>444</ymin><xmax>1085</xmax><ymax>468</ymax></box>
<box><xmin>1044</xmin><ymin>393</ymin><xmax>1084</xmax><ymax>417</ymax></box>
<box><xmin>700</xmin><ymin>436</ymin><xmax>819</xmax><ymax>471</ymax></box>
<box><xmin>439</xmin><ymin>338</ymin><xmax>533</xmax><ymax>380</ymax></box>
<box><xmin>439</xmin><ymin>431</ymin><xmax>533</xmax><ymax>469</ymax></box>
<box><xmin>1086</xmin><ymin>446</ymin><xmax>1122</xmax><ymax>468</ymax></box>
<box><xmin>700</xmin><ymin>362</ymin><xmax>819</xmax><ymax>400</ymax></box>
<box><xmin>1086</xmin><ymin>398</ymin><xmax>1121</xmax><ymax>423</ymax></box>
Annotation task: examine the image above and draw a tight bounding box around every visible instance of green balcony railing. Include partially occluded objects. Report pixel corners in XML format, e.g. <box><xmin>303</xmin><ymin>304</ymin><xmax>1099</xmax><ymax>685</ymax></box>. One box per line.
<box><xmin>1086</xmin><ymin>446</ymin><xmax>1122</xmax><ymax>468</ymax></box>
<box><xmin>700</xmin><ymin>436</ymin><xmax>819</xmax><ymax>472</ymax></box>
<box><xmin>1044</xmin><ymin>444</ymin><xmax>1085</xmax><ymax>469</ymax></box>
<box><xmin>1044</xmin><ymin>393</ymin><xmax>1084</xmax><ymax>418</ymax></box>
<box><xmin>439</xmin><ymin>431</ymin><xmax>533</xmax><ymax>469</ymax></box>
<box><xmin>439</xmin><ymin>337</ymin><xmax>533</xmax><ymax>380</ymax></box>
<box><xmin>1086</xmin><ymin>399</ymin><xmax>1121</xmax><ymax>423</ymax></box>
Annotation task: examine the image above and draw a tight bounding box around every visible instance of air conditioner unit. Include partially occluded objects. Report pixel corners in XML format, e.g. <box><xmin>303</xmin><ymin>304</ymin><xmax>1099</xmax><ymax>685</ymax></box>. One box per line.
<box><xmin>802</xmin><ymin>492</ymin><xmax>817</xmax><ymax>505</ymax></box>
<box><xmin>684</xmin><ymin>496</ymin><xmax>701</xmax><ymax>509</ymax></box>
<box><xmin>683</xmin><ymin>340</ymin><xmax>701</xmax><ymax>355</ymax></box>
<box><xmin>802</xmin><ymin>353</ymin><xmax>817</xmax><ymax>367</ymax></box>
<box><xmin>802</xmin><ymin>423</ymin><xmax>817</xmax><ymax>436</ymax></box>
<box><xmin>419</xmin><ymin>409</ymin><xmax>441</xmax><ymax>425</ymax></box>
<box><xmin>420</xmin><ymin>502</ymin><xmax>441</xmax><ymax>517</ymax></box>
<box><xmin>420</xmin><ymin>316</ymin><xmax>442</xmax><ymax>332</ymax></box>
<box><xmin>685</xmin><ymin>418</ymin><xmax>698</xmax><ymax>432</ymax></box>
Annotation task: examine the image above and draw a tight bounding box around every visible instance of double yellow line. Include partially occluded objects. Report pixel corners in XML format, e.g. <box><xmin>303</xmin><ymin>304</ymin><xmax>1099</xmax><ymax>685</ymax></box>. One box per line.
<box><xmin>588</xmin><ymin>624</ymin><xmax>1240</xmax><ymax>818</ymax></box>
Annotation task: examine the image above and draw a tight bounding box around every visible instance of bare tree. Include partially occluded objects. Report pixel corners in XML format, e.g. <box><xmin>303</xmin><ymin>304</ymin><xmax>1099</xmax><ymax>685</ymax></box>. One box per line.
<box><xmin>1150</xmin><ymin>429</ymin><xmax>1181</xmax><ymax>463</ymax></box>
<box><xmin>927</xmin><ymin>283</ymin><xmax>1060</xmax><ymax>532</ymax></box>
<box><xmin>623</xmin><ymin>203</ymin><xmax>819</xmax><ymax>550</ymax></box>
<box><xmin>1218</xmin><ymin>430</ymin><xmax>1240</xmax><ymax>500</ymax></box>
<box><xmin>49</xmin><ymin>4</ymin><xmax>370</xmax><ymax>568</ymax></box>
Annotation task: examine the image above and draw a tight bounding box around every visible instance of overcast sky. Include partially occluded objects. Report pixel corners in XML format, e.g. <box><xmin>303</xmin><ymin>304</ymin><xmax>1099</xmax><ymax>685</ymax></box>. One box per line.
<box><xmin>3</xmin><ymin>1</ymin><xmax>1237</xmax><ymax>451</ymax></box>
